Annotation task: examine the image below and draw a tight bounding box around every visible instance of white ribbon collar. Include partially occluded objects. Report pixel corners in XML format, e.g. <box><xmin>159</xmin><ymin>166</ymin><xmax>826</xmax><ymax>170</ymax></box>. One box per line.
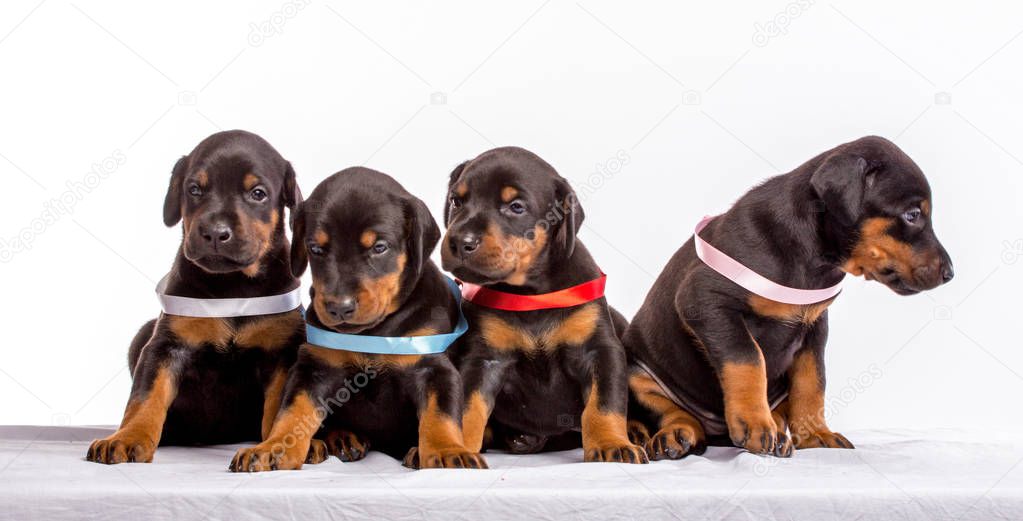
<box><xmin>155</xmin><ymin>274</ymin><xmax>302</xmax><ymax>318</ymax></box>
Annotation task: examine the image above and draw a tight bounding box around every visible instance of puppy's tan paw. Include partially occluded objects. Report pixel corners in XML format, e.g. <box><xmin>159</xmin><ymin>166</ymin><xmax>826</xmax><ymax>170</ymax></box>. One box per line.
<box><xmin>584</xmin><ymin>442</ymin><xmax>649</xmax><ymax>464</ymax></box>
<box><xmin>794</xmin><ymin>430</ymin><xmax>853</xmax><ymax>450</ymax></box>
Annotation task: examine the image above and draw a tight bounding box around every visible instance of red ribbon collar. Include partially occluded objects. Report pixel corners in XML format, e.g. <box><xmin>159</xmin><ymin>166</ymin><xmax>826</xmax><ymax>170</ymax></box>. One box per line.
<box><xmin>458</xmin><ymin>273</ymin><xmax>607</xmax><ymax>311</ymax></box>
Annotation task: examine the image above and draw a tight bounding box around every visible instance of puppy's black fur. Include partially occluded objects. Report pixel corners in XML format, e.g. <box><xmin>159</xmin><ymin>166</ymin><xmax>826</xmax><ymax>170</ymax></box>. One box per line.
<box><xmin>230</xmin><ymin>168</ymin><xmax>487</xmax><ymax>471</ymax></box>
<box><xmin>443</xmin><ymin>147</ymin><xmax>647</xmax><ymax>463</ymax></box>
<box><xmin>625</xmin><ymin>136</ymin><xmax>953</xmax><ymax>460</ymax></box>
<box><xmin>87</xmin><ymin>130</ymin><xmax>303</xmax><ymax>464</ymax></box>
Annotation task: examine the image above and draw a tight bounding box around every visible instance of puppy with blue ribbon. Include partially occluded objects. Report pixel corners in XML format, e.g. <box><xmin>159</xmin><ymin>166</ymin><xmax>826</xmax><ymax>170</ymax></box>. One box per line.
<box><xmin>231</xmin><ymin>168</ymin><xmax>487</xmax><ymax>471</ymax></box>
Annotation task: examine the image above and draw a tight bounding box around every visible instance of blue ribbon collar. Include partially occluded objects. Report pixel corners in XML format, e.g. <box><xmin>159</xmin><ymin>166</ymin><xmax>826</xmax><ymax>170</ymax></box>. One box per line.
<box><xmin>304</xmin><ymin>277</ymin><xmax>467</xmax><ymax>355</ymax></box>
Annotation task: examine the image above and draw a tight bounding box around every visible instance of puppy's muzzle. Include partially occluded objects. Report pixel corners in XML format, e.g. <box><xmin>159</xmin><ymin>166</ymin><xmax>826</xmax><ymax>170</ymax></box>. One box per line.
<box><xmin>321</xmin><ymin>296</ymin><xmax>357</xmax><ymax>324</ymax></box>
<box><xmin>449</xmin><ymin>232</ymin><xmax>481</xmax><ymax>258</ymax></box>
<box><xmin>198</xmin><ymin>222</ymin><xmax>233</xmax><ymax>247</ymax></box>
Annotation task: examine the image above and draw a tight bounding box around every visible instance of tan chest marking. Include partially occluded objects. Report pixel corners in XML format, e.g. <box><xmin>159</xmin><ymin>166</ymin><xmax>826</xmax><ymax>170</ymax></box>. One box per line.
<box><xmin>748</xmin><ymin>295</ymin><xmax>833</xmax><ymax>325</ymax></box>
<box><xmin>235</xmin><ymin>311</ymin><xmax>303</xmax><ymax>349</ymax></box>
<box><xmin>407</xmin><ymin>327</ymin><xmax>439</xmax><ymax>337</ymax></box>
<box><xmin>165</xmin><ymin>310</ymin><xmax>302</xmax><ymax>351</ymax></box>
<box><xmin>479</xmin><ymin>303</ymin><xmax>600</xmax><ymax>353</ymax></box>
<box><xmin>167</xmin><ymin>316</ymin><xmax>234</xmax><ymax>349</ymax></box>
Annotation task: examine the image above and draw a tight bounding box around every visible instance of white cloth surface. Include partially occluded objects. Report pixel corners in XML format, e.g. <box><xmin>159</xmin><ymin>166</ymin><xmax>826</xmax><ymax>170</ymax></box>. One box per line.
<box><xmin>0</xmin><ymin>426</ymin><xmax>1020</xmax><ymax>521</ymax></box>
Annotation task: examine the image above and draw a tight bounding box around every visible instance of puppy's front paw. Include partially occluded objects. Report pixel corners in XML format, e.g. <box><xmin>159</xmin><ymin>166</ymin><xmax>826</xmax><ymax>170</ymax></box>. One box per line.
<box><xmin>323</xmin><ymin>429</ymin><xmax>370</xmax><ymax>462</ymax></box>
<box><xmin>627</xmin><ymin>420</ymin><xmax>651</xmax><ymax>447</ymax></box>
<box><xmin>727</xmin><ymin>412</ymin><xmax>782</xmax><ymax>455</ymax></box>
<box><xmin>305</xmin><ymin>439</ymin><xmax>328</xmax><ymax>464</ymax></box>
<box><xmin>86</xmin><ymin>433</ymin><xmax>155</xmax><ymax>464</ymax></box>
<box><xmin>645</xmin><ymin>426</ymin><xmax>705</xmax><ymax>460</ymax></box>
<box><xmin>229</xmin><ymin>442</ymin><xmax>303</xmax><ymax>472</ymax></box>
<box><xmin>505</xmin><ymin>432</ymin><xmax>547</xmax><ymax>454</ymax></box>
<box><xmin>584</xmin><ymin>441</ymin><xmax>649</xmax><ymax>464</ymax></box>
<box><xmin>415</xmin><ymin>447</ymin><xmax>488</xmax><ymax>469</ymax></box>
<box><xmin>793</xmin><ymin>430</ymin><xmax>853</xmax><ymax>450</ymax></box>
<box><xmin>402</xmin><ymin>447</ymin><xmax>420</xmax><ymax>469</ymax></box>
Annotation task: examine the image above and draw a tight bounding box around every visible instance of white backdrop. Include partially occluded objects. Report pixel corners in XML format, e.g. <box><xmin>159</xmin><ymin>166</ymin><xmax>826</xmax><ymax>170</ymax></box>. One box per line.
<box><xmin>0</xmin><ymin>0</ymin><xmax>1020</xmax><ymax>433</ymax></box>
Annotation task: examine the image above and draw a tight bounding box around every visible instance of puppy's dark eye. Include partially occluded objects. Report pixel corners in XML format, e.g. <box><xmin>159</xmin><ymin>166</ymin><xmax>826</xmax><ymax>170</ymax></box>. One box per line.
<box><xmin>902</xmin><ymin>208</ymin><xmax>922</xmax><ymax>224</ymax></box>
<box><xmin>508</xmin><ymin>200</ymin><xmax>526</xmax><ymax>215</ymax></box>
<box><xmin>372</xmin><ymin>240</ymin><xmax>389</xmax><ymax>255</ymax></box>
<box><xmin>250</xmin><ymin>187</ymin><xmax>268</xmax><ymax>202</ymax></box>
<box><xmin>449</xmin><ymin>196</ymin><xmax>462</xmax><ymax>209</ymax></box>
<box><xmin>188</xmin><ymin>184</ymin><xmax>203</xmax><ymax>197</ymax></box>
<box><xmin>308</xmin><ymin>244</ymin><xmax>325</xmax><ymax>256</ymax></box>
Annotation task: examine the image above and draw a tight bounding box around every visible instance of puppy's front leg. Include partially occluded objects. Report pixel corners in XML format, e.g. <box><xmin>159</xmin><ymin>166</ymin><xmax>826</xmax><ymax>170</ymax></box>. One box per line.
<box><xmin>786</xmin><ymin>317</ymin><xmax>853</xmax><ymax>450</ymax></box>
<box><xmin>687</xmin><ymin>311</ymin><xmax>790</xmax><ymax>456</ymax></box>
<box><xmin>457</xmin><ymin>350</ymin><xmax>511</xmax><ymax>454</ymax></box>
<box><xmin>230</xmin><ymin>352</ymin><xmax>327</xmax><ymax>472</ymax></box>
<box><xmin>261</xmin><ymin>367</ymin><xmax>288</xmax><ymax>440</ymax></box>
<box><xmin>87</xmin><ymin>337</ymin><xmax>179</xmax><ymax>464</ymax></box>
<box><xmin>407</xmin><ymin>360</ymin><xmax>487</xmax><ymax>469</ymax></box>
<box><xmin>581</xmin><ymin>336</ymin><xmax>648</xmax><ymax>464</ymax></box>
<box><xmin>259</xmin><ymin>365</ymin><xmax>335</xmax><ymax>465</ymax></box>
<box><xmin>629</xmin><ymin>368</ymin><xmax>707</xmax><ymax>460</ymax></box>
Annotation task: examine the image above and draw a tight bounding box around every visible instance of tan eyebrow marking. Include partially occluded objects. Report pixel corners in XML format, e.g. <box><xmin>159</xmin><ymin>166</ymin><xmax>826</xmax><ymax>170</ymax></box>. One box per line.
<box><xmin>455</xmin><ymin>183</ymin><xmax>468</xmax><ymax>197</ymax></box>
<box><xmin>501</xmin><ymin>186</ymin><xmax>518</xmax><ymax>203</ymax></box>
<box><xmin>196</xmin><ymin>170</ymin><xmax>208</xmax><ymax>187</ymax></box>
<box><xmin>313</xmin><ymin>230</ymin><xmax>329</xmax><ymax>246</ymax></box>
<box><xmin>360</xmin><ymin>230</ymin><xmax>377</xmax><ymax>248</ymax></box>
<box><xmin>243</xmin><ymin>173</ymin><xmax>260</xmax><ymax>190</ymax></box>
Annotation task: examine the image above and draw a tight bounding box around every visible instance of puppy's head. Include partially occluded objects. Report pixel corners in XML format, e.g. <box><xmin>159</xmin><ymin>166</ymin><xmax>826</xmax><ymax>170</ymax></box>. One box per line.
<box><xmin>164</xmin><ymin>130</ymin><xmax>300</xmax><ymax>276</ymax></box>
<box><xmin>290</xmin><ymin>168</ymin><xmax>439</xmax><ymax>333</ymax></box>
<box><xmin>441</xmin><ymin>147</ymin><xmax>583</xmax><ymax>286</ymax></box>
<box><xmin>810</xmin><ymin>136</ymin><xmax>953</xmax><ymax>295</ymax></box>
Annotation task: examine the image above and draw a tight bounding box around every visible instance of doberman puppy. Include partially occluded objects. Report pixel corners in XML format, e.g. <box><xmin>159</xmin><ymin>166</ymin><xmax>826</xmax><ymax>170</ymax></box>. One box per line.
<box><xmin>230</xmin><ymin>168</ymin><xmax>486</xmax><ymax>471</ymax></box>
<box><xmin>87</xmin><ymin>130</ymin><xmax>304</xmax><ymax>464</ymax></box>
<box><xmin>443</xmin><ymin>147</ymin><xmax>647</xmax><ymax>463</ymax></box>
<box><xmin>625</xmin><ymin>136</ymin><xmax>953</xmax><ymax>459</ymax></box>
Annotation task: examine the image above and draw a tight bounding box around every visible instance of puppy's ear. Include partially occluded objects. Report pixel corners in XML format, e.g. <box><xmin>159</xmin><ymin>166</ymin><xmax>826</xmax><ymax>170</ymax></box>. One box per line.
<box><xmin>810</xmin><ymin>154</ymin><xmax>870</xmax><ymax>227</ymax></box>
<box><xmin>405</xmin><ymin>197</ymin><xmax>441</xmax><ymax>281</ymax></box>
<box><xmin>162</xmin><ymin>155</ymin><xmax>189</xmax><ymax>227</ymax></box>
<box><xmin>283</xmin><ymin>161</ymin><xmax>303</xmax><ymax>227</ymax></box>
<box><xmin>443</xmin><ymin>161</ymin><xmax>468</xmax><ymax>226</ymax></box>
<box><xmin>553</xmin><ymin>177</ymin><xmax>585</xmax><ymax>259</ymax></box>
<box><xmin>289</xmin><ymin>202</ymin><xmax>308</xmax><ymax>278</ymax></box>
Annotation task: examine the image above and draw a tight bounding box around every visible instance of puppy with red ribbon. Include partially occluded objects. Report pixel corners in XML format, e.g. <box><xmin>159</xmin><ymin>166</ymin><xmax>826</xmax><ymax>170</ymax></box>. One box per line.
<box><xmin>442</xmin><ymin>147</ymin><xmax>647</xmax><ymax>464</ymax></box>
<box><xmin>625</xmin><ymin>136</ymin><xmax>954</xmax><ymax>459</ymax></box>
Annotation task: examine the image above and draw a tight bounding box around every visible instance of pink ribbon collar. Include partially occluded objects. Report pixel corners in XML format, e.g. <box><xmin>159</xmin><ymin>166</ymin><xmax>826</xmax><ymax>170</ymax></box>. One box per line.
<box><xmin>694</xmin><ymin>215</ymin><xmax>843</xmax><ymax>305</ymax></box>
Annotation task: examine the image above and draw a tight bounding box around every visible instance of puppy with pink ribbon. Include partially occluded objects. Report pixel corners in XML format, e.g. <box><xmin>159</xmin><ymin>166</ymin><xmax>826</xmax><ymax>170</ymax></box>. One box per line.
<box><xmin>624</xmin><ymin>136</ymin><xmax>953</xmax><ymax>460</ymax></box>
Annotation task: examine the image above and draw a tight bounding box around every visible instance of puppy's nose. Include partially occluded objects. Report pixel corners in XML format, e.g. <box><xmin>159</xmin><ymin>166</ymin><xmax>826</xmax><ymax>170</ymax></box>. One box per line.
<box><xmin>454</xmin><ymin>233</ymin><xmax>481</xmax><ymax>255</ymax></box>
<box><xmin>200</xmin><ymin>223</ymin><xmax>232</xmax><ymax>244</ymax></box>
<box><xmin>940</xmin><ymin>262</ymin><xmax>954</xmax><ymax>283</ymax></box>
<box><xmin>326</xmin><ymin>297</ymin><xmax>357</xmax><ymax>321</ymax></box>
